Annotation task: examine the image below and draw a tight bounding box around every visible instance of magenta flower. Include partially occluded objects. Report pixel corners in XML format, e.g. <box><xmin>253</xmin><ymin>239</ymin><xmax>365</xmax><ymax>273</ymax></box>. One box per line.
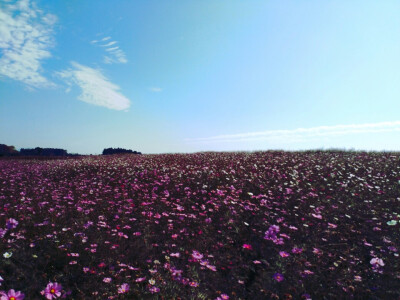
<box><xmin>0</xmin><ymin>229</ymin><xmax>7</xmax><ymax>238</ymax></box>
<box><xmin>292</xmin><ymin>247</ymin><xmax>303</xmax><ymax>254</ymax></box>
<box><xmin>279</xmin><ymin>251</ymin><xmax>290</xmax><ymax>257</ymax></box>
<box><xmin>118</xmin><ymin>283</ymin><xmax>129</xmax><ymax>294</ymax></box>
<box><xmin>264</xmin><ymin>225</ymin><xmax>283</xmax><ymax>244</ymax></box>
<box><xmin>192</xmin><ymin>250</ymin><xmax>203</xmax><ymax>260</ymax></box>
<box><xmin>42</xmin><ymin>282</ymin><xmax>62</xmax><ymax>299</ymax></box>
<box><xmin>273</xmin><ymin>273</ymin><xmax>284</xmax><ymax>282</ymax></box>
<box><xmin>103</xmin><ymin>277</ymin><xmax>112</xmax><ymax>283</ymax></box>
<box><xmin>5</xmin><ymin>219</ymin><xmax>18</xmax><ymax>230</ymax></box>
<box><xmin>149</xmin><ymin>286</ymin><xmax>160</xmax><ymax>293</ymax></box>
<box><xmin>135</xmin><ymin>277</ymin><xmax>146</xmax><ymax>282</ymax></box>
<box><xmin>242</xmin><ymin>244</ymin><xmax>252</xmax><ymax>250</ymax></box>
<box><xmin>0</xmin><ymin>289</ymin><xmax>25</xmax><ymax>300</ymax></box>
<box><xmin>370</xmin><ymin>257</ymin><xmax>384</xmax><ymax>267</ymax></box>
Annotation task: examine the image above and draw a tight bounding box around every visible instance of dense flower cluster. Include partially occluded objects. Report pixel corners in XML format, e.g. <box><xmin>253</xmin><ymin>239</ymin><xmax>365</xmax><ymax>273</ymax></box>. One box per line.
<box><xmin>0</xmin><ymin>151</ymin><xmax>400</xmax><ymax>298</ymax></box>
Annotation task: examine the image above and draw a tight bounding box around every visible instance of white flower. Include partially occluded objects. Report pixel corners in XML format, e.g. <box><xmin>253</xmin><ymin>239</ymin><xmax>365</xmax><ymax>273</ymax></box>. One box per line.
<box><xmin>3</xmin><ymin>252</ymin><xmax>12</xmax><ymax>258</ymax></box>
<box><xmin>370</xmin><ymin>257</ymin><xmax>384</xmax><ymax>267</ymax></box>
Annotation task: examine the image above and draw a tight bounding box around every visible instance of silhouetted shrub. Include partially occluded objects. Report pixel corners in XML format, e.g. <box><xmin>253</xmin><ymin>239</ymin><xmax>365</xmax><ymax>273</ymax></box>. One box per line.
<box><xmin>102</xmin><ymin>147</ymin><xmax>141</xmax><ymax>155</ymax></box>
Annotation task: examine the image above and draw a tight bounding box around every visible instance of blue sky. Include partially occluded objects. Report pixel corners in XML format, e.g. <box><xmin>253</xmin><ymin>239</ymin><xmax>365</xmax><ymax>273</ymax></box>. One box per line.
<box><xmin>1</xmin><ymin>0</ymin><xmax>400</xmax><ymax>154</ymax></box>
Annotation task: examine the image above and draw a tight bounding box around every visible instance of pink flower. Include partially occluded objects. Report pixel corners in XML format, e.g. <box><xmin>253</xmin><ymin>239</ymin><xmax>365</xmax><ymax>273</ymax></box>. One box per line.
<box><xmin>149</xmin><ymin>286</ymin><xmax>160</xmax><ymax>293</ymax></box>
<box><xmin>0</xmin><ymin>289</ymin><xmax>25</xmax><ymax>300</ymax></box>
<box><xmin>273</xmin><ymin>273</ymin><xmax>284</xmax><ymax>282</ymax></box>
<box><xmin>103</xmin><ymin>277</ymin><xmax>112</xmax><ymax>283</ymax></box>
<box><xmin>6</xmin><ymin>219</ymin><xmax>18</xmax><ymax>230</ymax></box>
<box><xmin>312</xmin><ymin>213</ymin><xmax>322</xmax><ymax>219</ymax></box>
<box><xmin>206</xmin><ymin>265</ymin><xmax>217</xmax><ymax>271</ymax></box>
<box><xmin>292</xmin><ymin>247</ymin><xmax>303</xmax><ymax>254</ymax></box>
<box><xmin>242</xmin><ymin>244</ymin><xmax>252</xmax><ymax>250</ymax></box>
<box><xmin>42</xmin><ymin>282</ymin><xmax>62</xmax><ymax>299</ymax></box>
<box><xmin>313</xmin><ymin>248</ymin><xmax>322</xmax><ymax>255</ymax></box>
<box><xmin>370</xmin><ymin>257</ymin><xmax>384</xmax><ymax>267</ymax></box>
<box><xmin>328</xmin><ymin>223</ymin><xmax>337</xmax><ymax>229</ymax></box>
<box><xmin>279</xmin><ymin>251</ymin><xmax>290</xmax><ymax>258</ymax></box>
<box><xmin>192</xmin><ymin>250</ymin><xmax>203</xmax><ymax>260</ymax></box>
<box><xmin>118</xmin><ymin>283</ymin><xmax>129</xmax><ymax>294</ymax></box>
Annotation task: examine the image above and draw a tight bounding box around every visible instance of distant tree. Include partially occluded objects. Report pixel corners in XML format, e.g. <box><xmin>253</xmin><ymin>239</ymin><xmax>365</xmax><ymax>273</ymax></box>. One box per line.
<box><xmin>20</xmin><ymin>147</ymin><xmax>68</xmax><ymax>156</ymax></box>
<box><xmin>0</xmin><ymin>144</ymin><xmax>19</xmax><ymax>156</ymax></box>
<box><xmin>102</xmin><ymin>147</ymin><xmax>141</xmax><ymax>155</ymax></box>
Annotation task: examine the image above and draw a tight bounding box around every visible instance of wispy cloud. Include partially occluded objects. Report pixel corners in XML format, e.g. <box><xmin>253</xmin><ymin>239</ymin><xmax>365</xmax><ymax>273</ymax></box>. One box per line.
<box><xmin>58</xmin><ymin>62</ymin><xmax>130</xmax><ymax>111</ymax></box>
<box><xmin>187</xmin><ymin>121</ymin><xmax>400</xmax><ymax>144</ymax></box>
<box><xmin>149</xmin><ymin>87</ymin><xmax>162</xmax><ymax>92</ymax></box>
<box><xmin>91</xmin><ymin>36</ymin><xmax>127</xmax><ymax>64</ymax></box>
<box><xmin>0</xmin><ymin>0</ymin><xmax>57</xmax><ymax>88</ymax></box>
<box><xmin>102</xmin><ymin>41</ymin><xmax>117</xmax><ymax>47</ymax></box>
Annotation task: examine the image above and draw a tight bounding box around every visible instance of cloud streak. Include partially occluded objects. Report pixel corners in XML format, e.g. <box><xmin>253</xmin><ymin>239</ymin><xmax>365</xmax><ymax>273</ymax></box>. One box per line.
<box><xmin>149</xmin><ymin>87</ymin><xmax>162</xmax><ymax>92</ymax></box>
<box><xmin>187</xmin><ymin>121</ymin><xmax>400</xmax><ymax>144</ymax></box>
<box><xmin>0</xmin><ymin>0</ymin><xmax>56</xmax><ymax>88</ymax></box>
<box><xmin>92</xmin><ymin>36</ymin><xmax>127</xmax><ymax>64</ymax></box>
<box><xmin>58</xmin><ymin>62</ymin><xmax>130</xmax><ymax>111</ymax></box>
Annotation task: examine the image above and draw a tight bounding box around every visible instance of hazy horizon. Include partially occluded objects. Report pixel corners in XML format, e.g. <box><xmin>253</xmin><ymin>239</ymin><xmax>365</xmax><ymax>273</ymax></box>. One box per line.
<box><xmin>1</xmin><ymin>0</ymin><xmax>400</xmax><ymax>154</ymax></box>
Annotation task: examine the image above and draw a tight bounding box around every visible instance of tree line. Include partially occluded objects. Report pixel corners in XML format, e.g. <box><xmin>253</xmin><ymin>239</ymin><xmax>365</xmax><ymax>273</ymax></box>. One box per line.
<box><xmin>0</xmin><ymin>144</ymin><xmax>141</xmax><ymax>157</ymax></box>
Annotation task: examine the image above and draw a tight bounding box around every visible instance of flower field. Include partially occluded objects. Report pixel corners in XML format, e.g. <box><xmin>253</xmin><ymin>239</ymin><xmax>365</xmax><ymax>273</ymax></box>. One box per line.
<box><xmin>1</xmin><ymin>151</ymin><xmax>400</xmax><ymax>299</ymax></box>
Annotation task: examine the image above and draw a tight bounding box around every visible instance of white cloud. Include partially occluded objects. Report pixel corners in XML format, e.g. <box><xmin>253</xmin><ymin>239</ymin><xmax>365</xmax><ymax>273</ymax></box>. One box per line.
<box><xmin>0</xmin><ymin>0</ymin><xmax>56</xmax><ymax>88</ymax></box>
<box><xmin>58</xmin><ymin>62</ymin><xmax>130</xmax><ymax>111</ymax></box>
<box><xmin>187</xmin><ymin>121</ymin><xmax>400</xmax><ymax>144</ymax></box>
<box><xmin>92</xmin><ymin>35</ymin><xmax>127</xmax><ymax>64</ymax></box>
<box><xmin>105</xmin><ymin>46</ymin><xmax>119</xmax><ymax>52</ymax></box>
<box><xmin>102</xmin><ymin>41</ymin><xmax>117</xmax><ymax>47</ymax></box>
<box><xmin>149</xmin><ymin>87</ymin><xmax>162</xmax><ymax>92</ymax></box>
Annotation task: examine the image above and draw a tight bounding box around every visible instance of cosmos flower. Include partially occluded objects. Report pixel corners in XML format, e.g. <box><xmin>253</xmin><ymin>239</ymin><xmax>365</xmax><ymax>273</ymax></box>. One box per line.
<box><xmin>5</xmin><ymin>219</ymin><xmax>18</xmax><ymax>230</ymax></box>
<box><xmin>117</xmin><ymin>283</ymin><xmax>129</xmax><ymax>294</ymax></box>
<box><xmin>0</xmin><ymin>289</ymin><xmax>25</xmax><ymax>300</ymax></box>
<box><xmin>370</xmin><ymin>257</ymin><xmax>384</xmax><ymax>267</ymax></box>
<box><xmin>292</xmin><ymin>247</ymin><xmax>303</xmax><ymax>254</ymax></box>
<box><xmin>192</xmin><ymin>250</ymin><xmax>203</xmax><ymax>260</ymax></box>
<box><xmin>242</xmin><ymin>244</ymin><xmax>252</xmax><ymax>250</ymax></box>
<box><xmin>279</xmin><ymin>251</ymin><xmax>290</xmax><ymax>257</ymax></box>
<box><xmin>273</xmin><ymin>273</ymin><xmax>284</xmax><ymax>282</ymax></box>
<box><xmin>42</xmin><ymin>282</ymin><xmax>62</xmax><ymax>299</ymax></box>
<box><xmin>149</xmin><ymin>286</ymin><xmax>160</xmax><ymax>293</ymax></box>
<box><xmin>0</xmin><ymin>229</ymin><xmax>7</xmax><ymax>238</ymax></box>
